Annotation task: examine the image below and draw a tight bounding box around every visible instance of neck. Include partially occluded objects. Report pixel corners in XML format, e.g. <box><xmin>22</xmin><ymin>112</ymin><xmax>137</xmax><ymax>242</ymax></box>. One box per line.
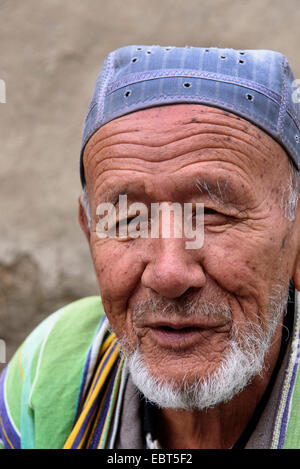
<box><xmin>154</xmin><ymin>326</ymin><xmax>283</xmax><ymax>449</ymax></box>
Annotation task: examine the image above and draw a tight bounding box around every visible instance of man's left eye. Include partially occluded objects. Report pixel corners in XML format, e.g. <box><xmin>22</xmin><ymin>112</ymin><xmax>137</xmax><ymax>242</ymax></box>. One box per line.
<box><xmin>202</xmin><ymin>208</ymin><xmax>229</xmax><ymax>225</ymax></box>
<box><xmin>204</xmin><ymin>208</ymin><xmax>222</xmax><ymax>216</ymax></box>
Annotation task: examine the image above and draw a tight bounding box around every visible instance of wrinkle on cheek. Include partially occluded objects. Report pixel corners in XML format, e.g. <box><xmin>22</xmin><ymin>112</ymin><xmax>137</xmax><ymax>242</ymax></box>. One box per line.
<box><xmin>281</xmin><ymin>235</ymin><xmax>288</xmax><ymax>251</ymax></box>
<box><xmin>91</xmin><ymin>241</ymin><xmax>147</xmax><ymax>345</ymax></box>
<box><xmin>201</xmin><ymin>237</ymin><xmax>268</xmax><ymax>301</ymax></box>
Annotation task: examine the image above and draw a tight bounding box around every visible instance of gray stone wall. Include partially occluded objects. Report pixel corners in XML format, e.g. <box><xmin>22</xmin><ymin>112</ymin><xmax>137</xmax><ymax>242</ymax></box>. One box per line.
<box><xmin>1</xmin><ymin>0</ymin><xmax>300</xmax><ymax>368</ymax></box>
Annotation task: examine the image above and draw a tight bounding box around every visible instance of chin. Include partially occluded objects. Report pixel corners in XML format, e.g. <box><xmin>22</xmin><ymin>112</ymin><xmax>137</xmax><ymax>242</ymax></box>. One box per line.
<box><xmin>124</xmin><ymin>330</ymin><xmax>270</xmax><ymax>410</ymax></box>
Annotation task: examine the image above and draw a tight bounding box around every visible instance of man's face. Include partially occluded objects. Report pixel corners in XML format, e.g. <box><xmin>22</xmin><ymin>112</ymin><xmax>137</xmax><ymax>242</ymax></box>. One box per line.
<box><xmin>82</xmin><ymin>104</ymin><xmax>299</xmax><ymax>397</ymax></box>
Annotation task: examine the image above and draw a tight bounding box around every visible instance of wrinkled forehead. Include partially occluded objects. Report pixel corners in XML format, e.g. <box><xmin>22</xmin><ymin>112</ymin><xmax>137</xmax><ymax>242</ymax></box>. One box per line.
<box><xmin>83</xmin><ymin>104</ymin><xmax>291</xmax><ymax>199</ymax></box>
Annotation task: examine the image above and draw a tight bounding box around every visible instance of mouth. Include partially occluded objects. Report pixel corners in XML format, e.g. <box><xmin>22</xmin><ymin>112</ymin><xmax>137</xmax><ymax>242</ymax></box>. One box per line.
<box><xmin>145</xmin><ymin>321</ymin><xmax>231</xmax><ymax>349</ymax></box>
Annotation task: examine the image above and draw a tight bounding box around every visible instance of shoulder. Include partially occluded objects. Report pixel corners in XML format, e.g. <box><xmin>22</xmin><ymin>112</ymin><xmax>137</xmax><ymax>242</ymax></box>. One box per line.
<box><xmin>0</xmin><ymin>296</ymin><xmax>106</xmax><ymax>449</ymax></box>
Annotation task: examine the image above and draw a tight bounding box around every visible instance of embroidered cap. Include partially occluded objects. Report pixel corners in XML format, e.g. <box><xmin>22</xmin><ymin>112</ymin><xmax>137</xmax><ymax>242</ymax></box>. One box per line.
<box><xmin>80</xmin><ymin>45</ymin><xmax>300</xmax><ymax>186</ymax></box>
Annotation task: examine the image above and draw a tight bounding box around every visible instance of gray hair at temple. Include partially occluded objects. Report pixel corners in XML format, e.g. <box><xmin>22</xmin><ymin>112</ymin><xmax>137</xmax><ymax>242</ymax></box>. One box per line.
<box><xmin>283</xmin><ymin>160</ymin><xmax>299</xmax><ymax>221</ymax></box>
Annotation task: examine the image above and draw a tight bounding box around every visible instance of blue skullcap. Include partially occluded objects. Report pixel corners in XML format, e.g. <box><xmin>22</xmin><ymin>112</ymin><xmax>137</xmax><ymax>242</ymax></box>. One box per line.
<box><xmin>80</xmin><ymin>45</ymin><xmax>300</xmax><ymax>186</ymax></box>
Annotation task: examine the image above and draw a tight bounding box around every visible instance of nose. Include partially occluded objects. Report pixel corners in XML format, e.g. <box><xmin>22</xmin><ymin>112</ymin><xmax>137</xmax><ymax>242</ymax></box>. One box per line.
<box><xmin>141</xmin><ymin>238</ymin><xmax>206</xmax><ymax>299</ymax></box>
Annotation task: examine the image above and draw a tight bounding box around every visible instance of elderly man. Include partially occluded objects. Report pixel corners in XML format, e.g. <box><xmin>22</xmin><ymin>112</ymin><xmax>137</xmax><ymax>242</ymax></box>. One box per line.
<box><xmin>1</xmin><ymin>45</ymin><xmax>300</xmax><ymax>450</ymax></box>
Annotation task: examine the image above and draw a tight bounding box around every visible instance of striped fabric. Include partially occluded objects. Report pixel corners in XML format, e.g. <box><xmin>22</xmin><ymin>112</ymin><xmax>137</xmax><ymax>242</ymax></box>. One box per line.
<box><xmin>0</xmin><ymin>367</ymin><xmax>20</xmax><ymax>449</ymax></box>
<box><xmin>0</xmin><ymin>296</ymin><xmax>128</xmax><ymax>449</ymax></box>
<box><xmin>1</xmin><ymin>292</ymin><xmax>300</xmax><ymax>448</ymax></box>
<box><xmin>63</xmin><ymin>332</ymin><xmax>125</xmax><ymax>449</ymax></box>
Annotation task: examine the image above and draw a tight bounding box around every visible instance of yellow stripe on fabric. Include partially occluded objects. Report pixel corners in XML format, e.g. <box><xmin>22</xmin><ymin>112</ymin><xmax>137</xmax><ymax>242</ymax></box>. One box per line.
<box><xmin>98</xmin><ymin>356</ymin><xmax>124</xmax><ymax>449</ymax></box>
<box><xmin>63</xmin><ymin>336</ymin><xmax>119</xmax><ymax>449</ymax></box>
<box><xmin>76</xmin><ymin>403</ymin><xmax>99</xmax><ymax>449</ymax></box>
<box><xmin>0</xmin><ymin>415</ymin><xmax>14</xmax><ymax>449</ymax></box>
<box><xmin>101</xmin><ymin>334</ymin><xmax>115</xmax><ymax>355</ymax></box>
<box><xmin>74</xmin><ymin>346</ymin><xmax>115</xmax><ymax>450</ymax></box>
<box><xmin>80</xmin><ymin>342</ymin><xmax>121</xmax><ymax>448</ymax></box>
<box><xmin>271</xmin><ymin>289</ymin><xmax>300</xmax><ymax>448</ymax></box>
<box><xmin>281</xmin><ymin>290</ymin><xmax>300</xmax><ymax>448</ymax></box>
<box><xmin>86</xmin><ymin>372</ymin><xmax>115</xmax><ymax>447</ymax></box>
<box><xmin>63</xmin><ymin>346</ymin><xmax>116</xmax><ymax>449</ymax></box>
<box><xmin>82</xmin><ymin>334</ymin><xmax>117</xmax><ymax>407</ymax></box>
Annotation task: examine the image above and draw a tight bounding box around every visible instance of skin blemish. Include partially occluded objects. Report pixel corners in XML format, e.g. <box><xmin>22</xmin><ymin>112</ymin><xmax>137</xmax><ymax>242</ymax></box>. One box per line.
<box><xmin>245</xmin><ymin>259</ymin><xmax>256</xmax><ymax>271</ymax></box>
<box><xmin>271</xmin><ymin>187</ymin><xmax>280</xmax><ymax>196</ymax></box>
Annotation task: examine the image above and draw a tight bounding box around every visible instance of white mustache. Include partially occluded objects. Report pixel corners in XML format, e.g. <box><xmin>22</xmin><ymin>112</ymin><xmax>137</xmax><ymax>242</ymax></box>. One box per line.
<box><xmin>131</xmin><ymin>294</ymin><xmax>232</xmax><ymax>324</ymax></box>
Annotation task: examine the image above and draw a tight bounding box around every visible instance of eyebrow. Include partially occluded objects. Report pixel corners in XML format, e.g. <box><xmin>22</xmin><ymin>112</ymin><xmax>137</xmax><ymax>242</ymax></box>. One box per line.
<box><xmin>195</xmin><ymin>178</ymin><xmax>244</xmax><ymax>207</ymax></box>
<box><xmin>99</xmin><ymin>187</ymin><xmax>129</xmax><ymax>206</ymax></box>
<box><xmin>98</xmin><ymin>178</ymin><xmax>246</xmax><ymax>209</ymax></box>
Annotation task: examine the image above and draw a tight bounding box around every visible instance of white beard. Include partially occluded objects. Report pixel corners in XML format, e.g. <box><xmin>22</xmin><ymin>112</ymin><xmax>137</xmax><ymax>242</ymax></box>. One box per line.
<box><xmin>122</xmin><ymin>285</ymin><xmax>288</xmax><ymax>411</ymax></box>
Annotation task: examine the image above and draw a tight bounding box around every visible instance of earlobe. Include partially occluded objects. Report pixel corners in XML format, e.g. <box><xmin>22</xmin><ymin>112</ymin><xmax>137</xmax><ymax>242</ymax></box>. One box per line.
<box><xmin>78</xmin><ymin>196</ymin><xmax>91</xmax><ymax>242</ymax></box>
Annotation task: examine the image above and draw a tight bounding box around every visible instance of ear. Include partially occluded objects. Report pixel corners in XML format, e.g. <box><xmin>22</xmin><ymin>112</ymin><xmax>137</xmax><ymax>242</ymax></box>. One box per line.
<box><xmin>292</xmin><ymin>251</ymin><xmax>300</xmax><ymax>291</ymax></box>
<box><xmin>78</xmin><ymin>195</ymin><xmax>90</xmax><ymax>242</ymax></box>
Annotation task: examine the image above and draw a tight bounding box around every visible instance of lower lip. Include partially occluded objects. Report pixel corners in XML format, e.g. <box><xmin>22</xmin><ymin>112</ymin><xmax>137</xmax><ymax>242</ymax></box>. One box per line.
<box><xmin>149</xmin><ymin>325</ymin><xmax>228</xmax><ymax>349</ymax></box>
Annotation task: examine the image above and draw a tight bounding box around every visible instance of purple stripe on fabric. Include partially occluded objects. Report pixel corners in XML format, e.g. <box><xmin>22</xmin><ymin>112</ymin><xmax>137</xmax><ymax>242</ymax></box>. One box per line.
<box><xmin>70</xmin><ymin>340</ymin><xmax>119</xmax><ymax>448</ymax></box>
<box><xmin>75</xmin><ymin>316</ymin><xmax>108</xmax><ymax>417</ymax></box>
<box><xmin>71</xmin><ymin>393</ymin><xmax>101</xmax><ymax>448</ymax></box>
<box><xmin>278</xmin><ymin>363</ymin><xmax>299</xmax><ymax>448</ymax></box>
<box><xmin>0</xmin><ymin>367</ymin><xmax>21</xmax><ymax>449</ymax></box>
<box><xmin>89</xmin><ymin>363</ymin><xmax>119</xmax><ymax>449</ymax></box>
<box><xmin>86</xmin><ymin>340</ymin><xmax>118</xmax><ymax>398</ymax></box>
<box><xmin>278</xmin><ymin>336</ymin><xmax>300</xmax><ymax>448</ymax></box>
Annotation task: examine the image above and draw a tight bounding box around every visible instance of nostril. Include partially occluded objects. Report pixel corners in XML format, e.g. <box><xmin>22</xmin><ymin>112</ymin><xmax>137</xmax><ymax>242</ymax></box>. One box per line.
<box><xmin>141</xmin><ymin>253</ymin><xmax>206</xmax><ymax>299</ymax></box>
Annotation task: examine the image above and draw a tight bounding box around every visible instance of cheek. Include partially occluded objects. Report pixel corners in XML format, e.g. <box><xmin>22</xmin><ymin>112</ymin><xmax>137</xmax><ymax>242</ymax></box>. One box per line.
<box><xmin>90</xmin><ymin>236</ymin><xmax>144</xmax><ymax>315</ymax></box>
<box><xmin>200</xmin><ymin>230</ymin><xmax>288</xmax><ymax>299</ymax></box>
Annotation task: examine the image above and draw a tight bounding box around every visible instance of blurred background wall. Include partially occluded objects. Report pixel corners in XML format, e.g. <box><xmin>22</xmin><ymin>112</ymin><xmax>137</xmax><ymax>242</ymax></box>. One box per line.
<box><xmin>1</xmin><ymin>0</ymin><xmax>300</xmax><ymax>367</ymax></box>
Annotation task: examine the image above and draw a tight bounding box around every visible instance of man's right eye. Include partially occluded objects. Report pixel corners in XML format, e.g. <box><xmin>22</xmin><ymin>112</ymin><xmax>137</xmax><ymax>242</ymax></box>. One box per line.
<box><xmin>114</xmin><ymin>217</ymin><xmax>134</xmax><ymax>239</ymax></box>
<box><xmin>203</xmin><ymin>208</ymin><xmax>230</xmax><ymax>226</ymax></box>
